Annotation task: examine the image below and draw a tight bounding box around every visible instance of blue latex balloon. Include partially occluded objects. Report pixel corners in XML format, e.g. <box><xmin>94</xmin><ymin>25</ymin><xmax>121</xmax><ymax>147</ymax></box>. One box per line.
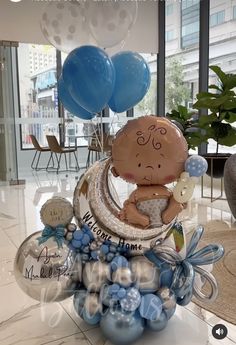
<box><xmin>58</xmin><ymin>76</ymin><xmax>94</xmax><ymax>120</ymax></box>
<box><xmin>63</xmin><ymin>45</ymin><xmax>115</xmax><ymax>113</ymax></box>
<box><xmin>100</xmin><ymin>308</ymin><xmax>144</xmax><ymax>345</ymax></box>
<box><xmin>147</xmin><ymin>311</ymin><xmax>168</xmax><ymax>332</ymax></box>
<box><xmin>82</xmin><ymin>309</ymin><xmax>101</xmax><ymax>325</ymax></box>
<box><xmin>185</xmin><ymin>155</ymin><xmax>208</xmax><ymax>177</ymax></box>
<box><xmin>73</xmin><ymin>289</ymin><xmax>87</xmax><ymax>317</ymax></box>
<box><xmin>111</xmin><ymin>256</ymin><xmax>129</xmax><ymax>271</ymax></box>
<box><xmin>108</xmin><ymin>51</ymin><xmax>151</xmax><ymax>113</ymax></box>
<box><xmin>139</xmin><ymin>294</ymin><xmax>163</xmax><ymax>321</ymax></box>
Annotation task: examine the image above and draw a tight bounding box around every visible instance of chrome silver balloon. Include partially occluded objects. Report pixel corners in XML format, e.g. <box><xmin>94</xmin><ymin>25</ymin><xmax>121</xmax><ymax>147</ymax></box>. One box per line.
<box><xmin>14</xmin><ymin>231</ymin><xmax>78</xmax><ymax>302</ymax></box>
<box><xmin>73</xmin><ymin>159</ymin><xmax>175</xmax><ymax>255</ymax></box>
<box><xmin>112</xmin><ymin>267</ymin><xmax>133</xmax><ymax>288</ymax></box>
<box><xmin>157</xmin><ymin>287</ymin><xmax>176</xmax><ymax>310</ymax></box>
<box><xmin>83</xmin><ymin>261</ymin><xmax>111</xmax><ymax>292</ymax></box>
<box><xmin>130</xmin><ymin>256</ymin><xmax>160</xmax><ymax>293</ymax></box>
<box><xmin>84</xmin><ymin>293</ymin><xmax>102</xmax><ymax>316</ymax></box>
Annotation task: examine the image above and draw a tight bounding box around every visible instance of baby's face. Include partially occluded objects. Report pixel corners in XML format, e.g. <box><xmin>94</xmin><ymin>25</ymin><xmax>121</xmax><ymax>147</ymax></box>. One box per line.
<box><xmin>112</xmin><ymin>116</ymin><xmax>188</xmax><ymax>186</ymax></box>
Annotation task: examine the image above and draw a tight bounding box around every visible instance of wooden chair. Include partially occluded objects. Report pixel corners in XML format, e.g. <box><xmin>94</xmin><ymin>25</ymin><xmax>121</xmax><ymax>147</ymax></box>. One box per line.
<box><xmin>46</xmin><ymin>135</ymin><xmax>79</xmax><ymax>174</ymax></box>
<box><xmin>86</xmin><ymin>134</ymin><xmax>113</xmax><ymax>168</ymax></box>
<box><xmin>30</xmin><ymin>134</ymin><xmax>53</xmax><ymax>171</ymax></box>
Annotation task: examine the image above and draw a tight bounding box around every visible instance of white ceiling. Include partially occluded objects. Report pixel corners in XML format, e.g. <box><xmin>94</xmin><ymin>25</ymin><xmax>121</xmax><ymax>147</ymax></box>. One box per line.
<box><xmin>0</xmin><ymin>0</ymin><xmax>158</xmax><ymax>53</ymax></box>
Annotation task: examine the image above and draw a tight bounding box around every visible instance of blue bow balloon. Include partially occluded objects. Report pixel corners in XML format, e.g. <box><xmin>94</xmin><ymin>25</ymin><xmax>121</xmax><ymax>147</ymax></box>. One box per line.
<box><xmin>62</xmin><ymin>45</ymin><xmax>115</xmax><ymax>113</ymax></box>
<box><xmin>58</xmin><ymin>76</ymin><xmax>95</xmax><ymax>120</ymax></box>
<box><xmin>37</xmin><ymin>225</ymin><xmax>65</xmax><ymax>248</ymax></box>
<box><xmin>108</xmin><ymin>51</ymin><xmax>151</xmax><ymax>113</ymax></box>
<box><xmin>145</xmin><ymin>226</ymin><xmax>224</xmax><ymax>305</ymax></box>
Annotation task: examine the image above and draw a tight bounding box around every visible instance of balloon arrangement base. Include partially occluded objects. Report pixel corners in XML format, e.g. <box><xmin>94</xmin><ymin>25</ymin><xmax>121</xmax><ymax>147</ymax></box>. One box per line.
<box><xmin>14</xmin><ymin>212</ymin><xmax>224</xmax><ymax>345</ymax></box>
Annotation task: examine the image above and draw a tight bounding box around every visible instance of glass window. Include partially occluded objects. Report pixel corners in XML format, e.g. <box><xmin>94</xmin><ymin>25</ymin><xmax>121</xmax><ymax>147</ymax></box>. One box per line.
<box><xmin>166</xmin><ymin>0</ymin><xmax>200</xmax><ymax>154</ymax></box>
<box><xmin>18</xmin><ymin>43</ymin><xmax>59</xmax><ymax>149</ymax></box>
<box><xmin>182</xmin><ymin>0</ymin><xmax>199</xmax><ymax>10</ymax></box>
<box><xmin>181</xmin><ymin>0</ymin><xmax>200</xmax><ymax>48</ymax></box>
<box><xmin>166</xmin><ymin>4</ymin><xmax>174</xmax><ymax>16</ymax></box>
<box><xmin>210</xmin><ymin>10</ymin><xmax>225</xmax><ymax>27</ymax></box>
<box><xmin>166</xmin><ymin>30</ymin><xmax>174</xmax><ymax>41</ymax></box>
<box><xmin>208</xmin><ymin>1</ymin><xmax>236</xmax><ymax>154</ymax></box>
<box><xmin>233</xmin><ymin>6</ymin><xmax>236</xmax><ymax>20</ymax></box>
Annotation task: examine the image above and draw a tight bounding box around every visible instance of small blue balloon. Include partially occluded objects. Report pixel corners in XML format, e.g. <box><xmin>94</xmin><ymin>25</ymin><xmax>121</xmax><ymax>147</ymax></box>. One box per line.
<box><xmin>71</xmin><ymin>239</ymin><xmax>82</xmax><ymax>249</ymax></box>
<box><xmin>73</xmin><ymin>231</ymin><xmax>83</xmax><ymax>241</ymax></box>
<box><xmin>108</xmin><ymin>51</ymin><xmax>151</xmax><ymax>113</ymax></box>
<box><xmin>147</xmin><ymin>311</ymin><xmax>168</xmax><ymax>332</ymax></box>
<box><xmin>185</xmin><ymin>155</ymin><xmax>208</xmax><ymax>177</ymax></box>
<box><xmin>73</xmin><ymin>289</ymin><xmax>87</xmax><ymax>317</ymax></box>
<box><xmin>58</xmin><ymin>76</ymin><xmax>94</xmax><ymax>120</ymax></box>
<box><xmin>139</xmin><ymin>294</ymin><xmax>163</xmax><ymax>321</ymax></box>
<box><xmin>111</xmin><ymin>256</ymin><xmax>129</xmax><ymax>271</ymax></box>
<box><xmin>100</xmin><ymin>308</ymin><xmax>144</xmax><ymax>345</ymax></box>
<box><xmin>63</xmin><ymin>45</ymin><xmax>115</xmax><ymax>113</ymax></box>
<box><xmin>82</xmin><ymin>309</ymin><xmax>101</xmax><ymax>325</ymax></box>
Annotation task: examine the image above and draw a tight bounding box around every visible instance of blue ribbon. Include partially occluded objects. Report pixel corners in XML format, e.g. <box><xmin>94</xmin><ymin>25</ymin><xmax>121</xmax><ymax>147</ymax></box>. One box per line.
<box><xmin>145</xmin><ymin>226</ymin><xmax>224</xmax><ymax>305</ymax></box>
<box><xmin>37</xmin><ymin>225</ymin><xmax>65</xmax><ymax>248</ymax></box>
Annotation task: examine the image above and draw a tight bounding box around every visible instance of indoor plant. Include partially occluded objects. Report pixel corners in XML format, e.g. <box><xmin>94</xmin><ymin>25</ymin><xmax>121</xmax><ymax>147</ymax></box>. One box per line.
<box><xmin>168</xmin><ymin>66</ymin><xmax>236</xmax><ymax>178</ymax></box>
<box><xmin>166</xmin><ymin>105</ymin><xmax>202</xmax><ymax>151</ymax></box>
<box><xmin>193</xmin><ymin>65</ymin><xmax>236</xmax><ymax>177</ymax></box>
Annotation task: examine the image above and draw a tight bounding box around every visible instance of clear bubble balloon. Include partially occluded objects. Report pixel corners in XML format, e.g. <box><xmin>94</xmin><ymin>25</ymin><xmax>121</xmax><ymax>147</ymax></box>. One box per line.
<box><xmin>14</xmin><ymin>231</ymin><xmax>78</xmax><ymax>302</ymax></box>
<box><xmin>40</xmin><ymin>1</ymin><xmax>95</xmax><ymax>53</ymax></box>
<box><xmin>85</xmin><ymin>0</ymin><xmax>138</xmax><ymax>48</ymax></box>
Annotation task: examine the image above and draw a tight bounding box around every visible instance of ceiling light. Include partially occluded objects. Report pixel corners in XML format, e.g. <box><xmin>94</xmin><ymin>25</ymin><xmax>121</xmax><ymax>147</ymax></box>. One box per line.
<box><xmin>10</xmin><ymin>0</ymin><xmax>22</xmax><ymax>2</ymax></box>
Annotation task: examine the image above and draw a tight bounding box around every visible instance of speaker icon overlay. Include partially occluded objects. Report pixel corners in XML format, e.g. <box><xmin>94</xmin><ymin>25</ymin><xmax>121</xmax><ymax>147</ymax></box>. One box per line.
<box><xmin>212</xmin><ymin>324</ymin><xmax>228</xmax><ymax>340</ymax></box>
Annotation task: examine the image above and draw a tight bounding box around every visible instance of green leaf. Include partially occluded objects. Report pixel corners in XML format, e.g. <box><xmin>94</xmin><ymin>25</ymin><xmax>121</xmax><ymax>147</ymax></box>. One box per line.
<box><xmin>196</xmin><ymin>91</ymin><xmax>219</xmax><ymax>99</ymax></box>
<box><xmin>198</xmin><ymin>114</ymin><xmax>218</xmax><ymax>127</ymax></box>
<box><xmin>210</xmin><ymin>65</ymin><xmax>228</xmax><ymax>85</ymax></box>
<box><xmin>222</xmin><ymin>111</ymin><xmax>236</xmax><ymax>123</ymax></box>
<box><xmin>166</xmin><ymin>116</ymin><xmax>185</xmax><ymax>127</ymax></box>
<box><xmin>224</xmin><ymin>75</ymin><xmax>236</xmax><ymax>90</ymax></box>
<box><xmin>218</xmin><ymin>127</ymin><xmax>236</xmax><ymax>146</ymax></box>
<box><xmin>224</xmin><ymin>100</ymin><xmax>236</xmax><ymax>110</ymax></box>
<box><xmin>208</xmin><ymin>84</ymin><xmax>222</xmax><ymax>91</ymax></box>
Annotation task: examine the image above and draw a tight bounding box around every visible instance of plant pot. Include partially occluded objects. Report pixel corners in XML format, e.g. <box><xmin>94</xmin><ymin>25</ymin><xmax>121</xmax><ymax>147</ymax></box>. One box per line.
<box><xmin>203</xmin><ymin>153</ymin><xmax>231</xmax><ymax>179</ymax></box>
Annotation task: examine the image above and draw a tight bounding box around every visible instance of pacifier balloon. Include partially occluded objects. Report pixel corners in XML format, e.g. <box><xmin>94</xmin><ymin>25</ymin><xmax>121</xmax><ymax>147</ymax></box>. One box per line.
<box><xmin>173</xmin><ymin>156</ymin><xmax>208</xmax><ymax>203</ymax></box>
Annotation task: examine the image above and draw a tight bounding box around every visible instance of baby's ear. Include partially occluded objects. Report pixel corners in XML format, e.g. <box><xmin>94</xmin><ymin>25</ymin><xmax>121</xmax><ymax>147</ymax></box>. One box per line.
<box><xmin>111</xmin><ymin>166</ymin><xmax>119</xmax><ymax>178</ymax></box>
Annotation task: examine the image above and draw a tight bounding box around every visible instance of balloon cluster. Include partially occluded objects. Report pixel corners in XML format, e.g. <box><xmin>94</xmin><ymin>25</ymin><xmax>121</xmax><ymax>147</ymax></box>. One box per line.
<box><xmin>59</xmin><ymin>46</ymin><xmax>151</xmax><ymax>119</ymax></box>
<box><xmin>13</xmin><ymin>117</ymin><xmax>224</xmax><ymax>345</ymax></box>
<box><xmin>40</xmin><ymin>1</ymin><xmax>138</xmax><ymax>53</ymax></box>
<box><xmin>14</xmin><ymin>202</ymin><xmax>224</xmax><ymax>345</ymax></box>
<box><xmin>41</xmin><ymin>1</ymin><xmax>145</xmax><ymax>119</ymax></box>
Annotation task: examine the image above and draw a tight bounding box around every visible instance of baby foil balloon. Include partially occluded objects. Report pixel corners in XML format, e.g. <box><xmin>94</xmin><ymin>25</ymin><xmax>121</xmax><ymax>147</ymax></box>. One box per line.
<box><xmin>111</xmin><ymin>116</ymin><xmax>188</xmax><ymax>228</ymax></box>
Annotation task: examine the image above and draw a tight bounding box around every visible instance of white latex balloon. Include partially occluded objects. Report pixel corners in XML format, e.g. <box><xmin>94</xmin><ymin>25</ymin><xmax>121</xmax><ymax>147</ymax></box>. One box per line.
<box><xmin>85</xmin><ymin>0</ymin><xmax>138</xmax><ymax>48</ymax></box>
<box><xmin>40</xmin><ymin>1</ymin><xmax>94</xmax><ymax>53</ymax></box>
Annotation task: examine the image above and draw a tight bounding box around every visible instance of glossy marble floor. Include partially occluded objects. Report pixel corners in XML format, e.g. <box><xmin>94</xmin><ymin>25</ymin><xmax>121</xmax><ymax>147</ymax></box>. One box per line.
<box><xmin>0</xmin><ymin>170</ymin><xmax>236</xmax><ymax>345</ymax></box>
